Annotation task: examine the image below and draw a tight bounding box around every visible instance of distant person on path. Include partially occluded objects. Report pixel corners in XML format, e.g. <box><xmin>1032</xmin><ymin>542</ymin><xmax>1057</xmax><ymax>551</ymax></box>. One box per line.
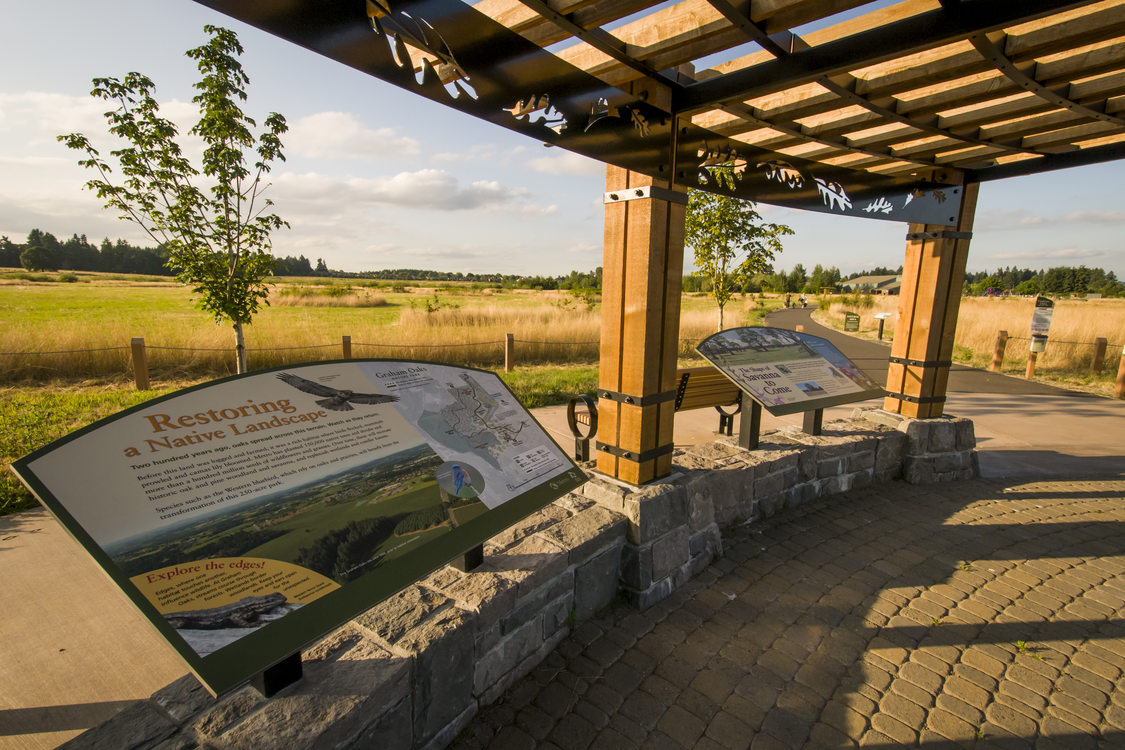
<box><xmin>785</xmin><ymin>293</ymin><xmax>791</xmax><ymax>308</ymax></box>
<box><xmin>799</xmin><ymin>294</ymin><xmax>808</xmax><ymax>308</ymax></box>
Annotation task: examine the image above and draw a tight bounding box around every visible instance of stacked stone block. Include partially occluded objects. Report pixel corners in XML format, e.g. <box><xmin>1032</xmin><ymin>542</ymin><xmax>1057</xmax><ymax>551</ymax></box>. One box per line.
<box><xmin>63</xmin><ymin>409</ymin><xmax>976</xmax><ymax>749</ymax></box>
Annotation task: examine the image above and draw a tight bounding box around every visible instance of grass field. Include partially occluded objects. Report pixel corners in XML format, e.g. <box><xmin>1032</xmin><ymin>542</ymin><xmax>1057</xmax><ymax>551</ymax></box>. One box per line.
<box><xmin>0</xmin><ymin>275</ymin><xmax>750</xmax><ymax>381</ymax></box>
<box><xmin>0</xmin><ymin>276</ymin><xmax>774</xmax><ymax>515</ymax></box>
<box><xmin>821</xmin><ymin>294</ymin><xmax>1125</xmax><ymax>397</ymax></box>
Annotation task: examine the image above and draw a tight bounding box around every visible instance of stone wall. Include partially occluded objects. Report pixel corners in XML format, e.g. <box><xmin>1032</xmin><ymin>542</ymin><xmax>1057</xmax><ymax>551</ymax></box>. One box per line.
<box><xmin>65</xmin><ymin>409</ymin><xmax>975</xmax><ymax>750</ymax></box>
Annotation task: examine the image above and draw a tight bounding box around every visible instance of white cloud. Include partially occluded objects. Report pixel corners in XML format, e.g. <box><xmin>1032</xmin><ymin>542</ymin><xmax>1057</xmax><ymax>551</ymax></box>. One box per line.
<box><xmin>1063</xmin><ymin>209</ymin><xmax>1125</xmax><ymax>224</ymax></box>
<box><xmin>992</xmin><ymin>247</ymin><xmax>1105</xmax><ymax>262</ymax></box>
<box><xmin>286</xmin><ymin>111</ymin><xmax>419</xmax><ymax>159</ymax></box>
<box><xmin>527</xmin><ymin>150</ymin><xmax>602</xmax><ymax>176</ymax></box>
<box><xmin>273</xmin><ymin>169</ymin><xmax>553</xmax><ymax>213</ymax></box>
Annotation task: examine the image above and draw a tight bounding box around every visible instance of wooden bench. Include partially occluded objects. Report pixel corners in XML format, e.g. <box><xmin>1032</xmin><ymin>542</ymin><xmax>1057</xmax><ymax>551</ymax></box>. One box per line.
<box><xmin>566</xmin><ymin>366</ymin><xmax>743</xmax><ymax>460</ymax></box>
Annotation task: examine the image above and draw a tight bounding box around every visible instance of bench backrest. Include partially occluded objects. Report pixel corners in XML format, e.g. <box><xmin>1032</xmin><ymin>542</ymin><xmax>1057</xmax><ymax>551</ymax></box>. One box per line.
<box><xmin>674</xmin><ymin>366</ymin><xmax>741</xmax><ymax>411</ymax></box>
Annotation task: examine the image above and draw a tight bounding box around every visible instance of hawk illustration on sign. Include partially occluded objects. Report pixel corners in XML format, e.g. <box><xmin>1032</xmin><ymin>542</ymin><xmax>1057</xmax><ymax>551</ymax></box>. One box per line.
<box><xmin>276</xmin><ymin>372</ymin><xmax>399</xmax><ymax>411</ymax></box>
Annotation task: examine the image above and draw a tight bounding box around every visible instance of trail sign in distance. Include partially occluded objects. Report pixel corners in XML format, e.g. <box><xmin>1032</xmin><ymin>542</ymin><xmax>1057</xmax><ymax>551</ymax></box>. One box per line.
<box><xmin>844</xmin><ymin>312</ymin><xmax>860</xmax><ymax>332</ymax></box>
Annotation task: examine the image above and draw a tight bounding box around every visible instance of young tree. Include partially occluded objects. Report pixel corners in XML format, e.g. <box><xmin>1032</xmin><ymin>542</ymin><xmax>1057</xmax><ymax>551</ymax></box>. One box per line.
<box><xmin>60</xmin><ymin>25</ymin><xmax>287</xmax><ymax>373</ymax></box>
<box><xmin>685</xmin><ymin>175</ymin><xmax>793</xmax><ymax>329</ymax></box>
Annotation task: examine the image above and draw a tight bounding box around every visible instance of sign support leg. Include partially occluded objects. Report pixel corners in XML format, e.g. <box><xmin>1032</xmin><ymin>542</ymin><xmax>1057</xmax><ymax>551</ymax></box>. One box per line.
<box><xmin>453</xmin><ymin>544</ymin><xmax>484</xmax><ymax>572</ymax></box>
<box><xmin>802</xmin><ymin>408</ymin><xmax>823</xmax><ymax>436</ymax></box>
<box><xmin>738</xmin><ymin>396</ymin><xmax>761</xmax><ymax>450</ymax></box>
<box><xmin>253</xmin><ymin>652</ymin><xmax>302</xmax><ymax>697</ymax></box>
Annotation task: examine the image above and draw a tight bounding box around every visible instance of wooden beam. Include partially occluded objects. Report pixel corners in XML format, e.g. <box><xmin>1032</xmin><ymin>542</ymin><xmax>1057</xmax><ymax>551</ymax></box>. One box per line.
<box><xmin>884</xmin><ymin>181</ymin><xmax>979</xmax><ymax>418</ymax></box>
<box><xmin>597</xmin><ymin>165</ymin><xmax>686</xmax><ymax>484</ymax></box>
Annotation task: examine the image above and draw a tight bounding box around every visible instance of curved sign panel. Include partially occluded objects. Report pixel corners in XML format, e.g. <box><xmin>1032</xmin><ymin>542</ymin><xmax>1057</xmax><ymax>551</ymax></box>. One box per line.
<box><xmin>697</xmin><ymin>327</ymin><xmax>884</xmax><ymax>417</ymax></box>
<box><xmin>12</xmin><ymin>360</ymin><xmax>586</xmax><ymax>695</ymax></box>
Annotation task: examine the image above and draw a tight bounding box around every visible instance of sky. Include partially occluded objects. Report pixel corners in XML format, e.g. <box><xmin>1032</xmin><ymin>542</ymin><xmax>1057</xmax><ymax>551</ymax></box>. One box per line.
<box><xmin>2</xmin><ymin>0</ymin><xmax>1123</xmax><ymax>278</ymax></box>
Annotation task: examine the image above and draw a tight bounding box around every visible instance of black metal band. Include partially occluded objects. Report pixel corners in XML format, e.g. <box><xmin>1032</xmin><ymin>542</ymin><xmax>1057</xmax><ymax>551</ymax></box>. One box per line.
<box><xmin>595</xmin><ymin>441</ymin><xmax>674</xmax><ymax>463</ymax></box>
<box><xmin>604</xmin><ymin>185</ymin><xmax>689</xmax><ymax>206</ymax></box>
<box><xmin>884</xmin><ymin>391</ymin><xmax>947</xmax><ymax>405</ymax></box>
<box><xmin>906</xmin><ymin>230</ymin><xmax>973</xmax><ymax>241</ymax></box>
<box><xmin>598</xmin><ymin>388</ymin><xmax>678</xmax><ymax>407</ymax></box>
<box><xmin>888</xmin><ymin>356</ymin><xmax>952</xmax><ymax>368</ymax></box>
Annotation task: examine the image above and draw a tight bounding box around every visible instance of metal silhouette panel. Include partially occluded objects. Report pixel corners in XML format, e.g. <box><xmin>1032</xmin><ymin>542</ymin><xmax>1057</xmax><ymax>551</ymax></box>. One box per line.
<box><xmin>192</xmin><ymin>0</ymin><xmax>962</xmax><ymax>226</ymax></box>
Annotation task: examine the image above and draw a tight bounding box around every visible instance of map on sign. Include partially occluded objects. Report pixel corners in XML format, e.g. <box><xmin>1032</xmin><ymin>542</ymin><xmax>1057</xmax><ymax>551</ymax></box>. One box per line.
<box><xmin>12</xmin><ymin>360</ymin><xmax>585</xmax><ymax>696</ymax></box>
<box><xmin>359</xmin><ymin>364</ymin><xmax>567</xmax><ymax>508</ymax></box>
<box><xmin>696</xmin><ymin>327</ymin><xmax>884</xmax><ymax>416</ymax></box>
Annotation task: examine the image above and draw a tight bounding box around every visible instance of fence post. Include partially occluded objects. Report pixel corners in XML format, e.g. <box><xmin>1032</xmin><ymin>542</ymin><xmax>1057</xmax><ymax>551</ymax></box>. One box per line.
<box><xmin>1116</xmin><ymin>346</ymin><xmax>1125</xmax><ymax>400</ymax></box>
<box><xmin>1092</xmin><ymin>337</ymin><xmax>1107</xmax><ymax>372</ymax></box>
<box><xmin>131</xmin><ymin>337</ymin><xmax>150</xmax><ymax>391</ymax></box>
<box><xmin>990</xmin><ymin>330</ymin><xmax>1008</xmax><ymax>372</ymax></box>
<box><xmin>342</xmin><ymin>335</ymin><xmax>352</xmax><ymax>359</ymax></box>
<box><xmin>1025</xmin><ymin>350</ymin><xmax>1037</xmax><ymax>379</ymax></box>
<box><xmin>504</xmin><ymin>333</ymin><xmax>514</xmax><ymax>372</ymax></box>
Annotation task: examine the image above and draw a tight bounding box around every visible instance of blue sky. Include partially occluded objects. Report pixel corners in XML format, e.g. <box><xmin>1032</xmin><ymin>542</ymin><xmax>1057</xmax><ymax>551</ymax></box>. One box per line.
<box><xmin>2</xmin><ymin>0</ymin><xmax>1122</xmax><ymax>277</ymax></box>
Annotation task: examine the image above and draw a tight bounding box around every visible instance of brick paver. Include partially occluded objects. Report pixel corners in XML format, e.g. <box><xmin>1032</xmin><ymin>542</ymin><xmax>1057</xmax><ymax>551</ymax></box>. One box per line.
<box><xmin>450</xmin><ymin>478</ymin><xmax>1125</xmax><ymax>748</ymax></box>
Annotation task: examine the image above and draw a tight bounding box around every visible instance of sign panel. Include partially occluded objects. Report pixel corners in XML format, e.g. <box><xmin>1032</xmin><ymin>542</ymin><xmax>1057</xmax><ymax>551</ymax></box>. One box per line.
<box><xmin>844</xmin><ymin>312</ymin><xmax>861</xmax><ymax>332</ymax></box>
<box><xmin>696</xmin><ymin>327</ymin><xmax>884</xmax><ymax>416</ymax></box>
<box><xmin>12</xmin><ymin>360</ymin><xmax>585</xmax><ymax>695</ymax></box>
<box><xmin>1030</xmin><ymin>296</ymin><xmax>1055</xmax><ymax>336</ymax></box>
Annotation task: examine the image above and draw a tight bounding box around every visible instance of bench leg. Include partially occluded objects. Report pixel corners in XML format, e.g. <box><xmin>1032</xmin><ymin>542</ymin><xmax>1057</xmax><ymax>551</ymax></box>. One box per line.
<box><xmin>575</xmin><ymin>438</ymin><xmax>590</xmax><ymax>462</ymax></box>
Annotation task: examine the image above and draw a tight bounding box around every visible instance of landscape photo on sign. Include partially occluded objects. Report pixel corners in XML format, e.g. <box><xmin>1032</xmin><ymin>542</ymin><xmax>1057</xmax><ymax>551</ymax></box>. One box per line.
<box><xmin>696</xmin><ymin>327</ymin><xmax>882</xmax><ymax>416</ymax></box>
<box><xmin>13</xmin><ymin>360</ymin><xmax>584</xmax><ymax>690</ymax></box>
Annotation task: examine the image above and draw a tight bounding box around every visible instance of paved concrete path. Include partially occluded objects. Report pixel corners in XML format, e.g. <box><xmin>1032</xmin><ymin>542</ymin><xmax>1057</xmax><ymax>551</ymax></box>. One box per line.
<box><xmin>451</xmin><ymin>476</ymin><xmax>1125</xmax><ymax>749</ymax></box>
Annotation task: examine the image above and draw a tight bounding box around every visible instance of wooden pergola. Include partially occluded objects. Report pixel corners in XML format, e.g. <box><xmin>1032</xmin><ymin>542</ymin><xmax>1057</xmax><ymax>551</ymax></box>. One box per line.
<box><xmin>195</xmin><ymin>0</ymin><xmax>1125</xmax><ymax>483</ymax></box>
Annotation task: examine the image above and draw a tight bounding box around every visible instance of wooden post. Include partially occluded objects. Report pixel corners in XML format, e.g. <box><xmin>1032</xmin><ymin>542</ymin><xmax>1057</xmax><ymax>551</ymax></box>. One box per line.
<box><xmin>596</xmin><ymin>165</ymin><xmax>686</xmax><ymax>484</ymax></box>
<box><xmin>990</xmin><ymin>330</ymin><xmax>1008</xmax><ymax>372</ymax></box>
<box><xmin>130</xmin><ymin>337</ymin><xmax>150</xmax><ymax>391</ymax></box>
<box><xmin>877</xmin><ymin>318</ymin><xmax>886</xmax><ymax>341</ymax></box>
<box><xmin>1092</xmin><ymin>337</ymin><xmax>1107</xmax><ymax>372</ymax></box>
<box><xmin>1115</xmin><ymin>346</ymin><xmax>1125</xmax><ymax>400</ymax></box>
<box><xmin>1026</xmin><ymin>350</ymin><xmax>1038</xmax><ymax>379</ymax></box>
<box><xmin>342</xmin><ymin>335</ymin><xmax>352</xmax><ymax>359</ymax></box>
<box><xmin>504</xmin><ymin>333</ymin><xmax>515</xmax><ymax>372</ymax></box>
<box><xmin>884</xmin><ymin>180</ymin><xmax>978</xmax><ymax>418</ymax></box>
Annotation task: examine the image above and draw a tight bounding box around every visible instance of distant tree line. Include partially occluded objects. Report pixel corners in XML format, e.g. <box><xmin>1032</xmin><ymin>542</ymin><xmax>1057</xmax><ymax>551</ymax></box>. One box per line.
<box><xmin>963</xmin><ymin>265</ymin><xmax>1123</xmax><ymax>297</ymax></box>
<box><xmin>1</xmin><ymin>228</ymin><xmax>323</xmax><ymax>279</ymax></box>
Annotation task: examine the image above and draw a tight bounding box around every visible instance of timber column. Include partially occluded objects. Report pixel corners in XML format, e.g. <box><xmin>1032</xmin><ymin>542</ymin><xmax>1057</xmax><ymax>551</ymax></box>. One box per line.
<box><xmin>597</xmin><ymin>165</ymin><xmax>687</xmax><ymax>484</ymax></box>
<box><xmin>884</xmin><ymin>182</ymin><xmax>979</xmax><ymax>418</ymax></box>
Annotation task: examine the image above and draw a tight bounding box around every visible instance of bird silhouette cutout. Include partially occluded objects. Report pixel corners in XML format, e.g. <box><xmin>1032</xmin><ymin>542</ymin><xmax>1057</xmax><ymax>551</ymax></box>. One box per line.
<box><xmin>276</xmin><ymin>372</ymin><xmax>399</xmax><ymax>411</ymax></box>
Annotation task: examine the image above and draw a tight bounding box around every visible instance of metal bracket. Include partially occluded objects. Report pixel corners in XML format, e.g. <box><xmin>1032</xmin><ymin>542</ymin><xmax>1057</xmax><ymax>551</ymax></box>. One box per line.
<box><xmin>596</xmin><ymin>441</ymin><xmax>674</xmax><ymax>463</ymax></box>
<box><xmin>884</xmin><ymin>391</ymin><xmax>947</xmax><ymax>405</ymax></box>
<box><xmin>598</xmin><ymin>388</ymin><xmax>678</xmax><ymax>407</ymax></box>
<box><xmin>604</xmin><ymin>185</ymin><xmax>688</xmax><ymax>206</ymax></box>
<box><xmin>906</xmin><ymin>230</ymin><xmax>973</xmax><ymax>241</ymax></box>
<box><xmin>888</xmin><ymin>356</ymin><xmax>952</xmax><ymax>368</ymax></box>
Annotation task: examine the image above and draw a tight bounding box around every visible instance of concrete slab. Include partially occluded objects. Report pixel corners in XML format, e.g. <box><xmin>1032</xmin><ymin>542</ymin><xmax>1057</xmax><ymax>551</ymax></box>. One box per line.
<box><xmin>0</xmin><ymin>511</ymin><xmax>188</xmax><ymax>750</ymax></box>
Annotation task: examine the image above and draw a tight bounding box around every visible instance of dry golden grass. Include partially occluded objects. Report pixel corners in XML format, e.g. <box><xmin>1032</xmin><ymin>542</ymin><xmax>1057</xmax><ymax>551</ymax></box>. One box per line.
<box><xmin>0</xmin><ymin>282</ymin><xmax>740</xmax><ymax>385</ymax></box>
<box><xmin>821</xmin><ymin>294</ymin><xmax>1125</xmax><ymax>396</ymax></box>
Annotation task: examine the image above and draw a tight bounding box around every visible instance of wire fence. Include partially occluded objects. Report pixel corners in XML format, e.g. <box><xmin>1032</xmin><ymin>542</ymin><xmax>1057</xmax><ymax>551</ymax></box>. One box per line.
<box><xmin>0</xmin><ymin>333</ymin><xmax>723</xmax><ymax>389</ymax></box>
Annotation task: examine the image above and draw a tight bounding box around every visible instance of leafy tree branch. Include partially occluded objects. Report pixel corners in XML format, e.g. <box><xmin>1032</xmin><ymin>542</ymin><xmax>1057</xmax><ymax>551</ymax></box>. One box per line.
<box><xmin>59</xmin><ymin>25</ymin><xmax>287</xmax><ymax>374</ymax></box>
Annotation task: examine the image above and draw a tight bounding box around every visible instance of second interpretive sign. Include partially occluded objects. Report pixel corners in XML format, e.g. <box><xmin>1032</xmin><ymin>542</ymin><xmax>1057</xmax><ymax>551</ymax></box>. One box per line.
<box><xmin>13</xmin><ymin>360</ymin><xmax>585</xmax><ymax>695</ymax></box>
<box><xmin>696</xmin><ymin>327</ymin><xmax>883</xmax><ymax>416</ymax></box>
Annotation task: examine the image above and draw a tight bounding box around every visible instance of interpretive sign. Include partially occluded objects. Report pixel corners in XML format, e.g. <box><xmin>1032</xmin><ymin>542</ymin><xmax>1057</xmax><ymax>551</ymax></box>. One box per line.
<box><xmin>696</xmin><ymin>327</ymin><xmax>884</xmax><ymax>416</ymax></box>
<box><xmin>844</xmin><ymin>312</ymin><xmax>860</xmax><ymax>332</ymax></box>
<box><xmin>1030</xmin><ymin>296</ymin><xmax>1055</xmax><ymax>336</ymax></box>
<box><xmin>12</xmin><ymin>360</ymin><xmax>586</xmax><ymax>695</ymax></box>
